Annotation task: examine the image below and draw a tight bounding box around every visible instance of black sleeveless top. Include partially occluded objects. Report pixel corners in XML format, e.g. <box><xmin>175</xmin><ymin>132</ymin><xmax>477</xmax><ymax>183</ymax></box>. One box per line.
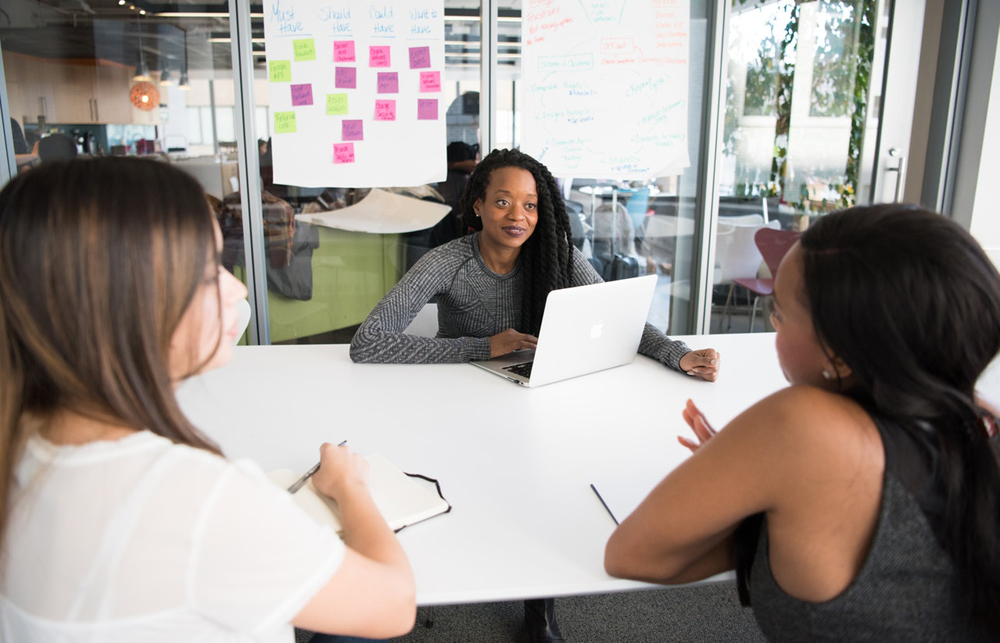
<box><xmin>738</xmin><ymin>417</ymin><xmax>994</xmax><ymax>642</ymax></box>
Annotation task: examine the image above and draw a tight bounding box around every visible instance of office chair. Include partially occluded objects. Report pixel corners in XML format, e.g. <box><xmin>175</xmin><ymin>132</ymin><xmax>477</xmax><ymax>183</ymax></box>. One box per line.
<box><xmin>731</xmin><ymin>227</ymin><xmax>801</xmax><ymax>332</ymax></box>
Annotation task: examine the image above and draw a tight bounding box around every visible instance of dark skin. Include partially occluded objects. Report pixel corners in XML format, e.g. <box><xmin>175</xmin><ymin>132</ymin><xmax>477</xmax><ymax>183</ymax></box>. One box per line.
<box><xmin>472</xmin><ymin>166</ymin><xmax>720</xmax><ymax>379</ymax></box>
<box><xmin>473</xmin><ymin>166</ymin><xmax>540</xmax><ymax>358</ymax></box>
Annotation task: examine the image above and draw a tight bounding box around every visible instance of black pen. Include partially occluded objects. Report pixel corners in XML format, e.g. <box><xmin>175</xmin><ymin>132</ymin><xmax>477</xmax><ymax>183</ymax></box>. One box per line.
<box><xmin>590</xmin><ymin>483</ymin><xmax>619</xmax><ymax>525</ymax></box>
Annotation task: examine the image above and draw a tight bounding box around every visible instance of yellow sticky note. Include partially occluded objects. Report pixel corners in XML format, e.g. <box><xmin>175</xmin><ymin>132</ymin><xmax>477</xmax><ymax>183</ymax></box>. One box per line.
<box><xmin>274</xmin><ymin>111</ymin><xmax>297</xmax><ymax>134</ymax></box>
<box><xmin>293</xmin><ymin>39</ymin><xmax>317</xmax><ymax>61</ymax></box>
<box><xmin>326</xmin><ymin>93</ymin><xmax>349</xmax><ymax>116</ymax></box>
<box><xmin>269</xmin><ymin>60</ymin><xmax>292</xmax><ymax>82</ymax></box>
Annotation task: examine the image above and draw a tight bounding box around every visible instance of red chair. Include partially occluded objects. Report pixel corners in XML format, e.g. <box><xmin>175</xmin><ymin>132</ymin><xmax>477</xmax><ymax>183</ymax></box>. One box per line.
<box><xmin>732</xmin><ymin>228</ymin><xmax>801</xmax><ymax>331</ymax></box>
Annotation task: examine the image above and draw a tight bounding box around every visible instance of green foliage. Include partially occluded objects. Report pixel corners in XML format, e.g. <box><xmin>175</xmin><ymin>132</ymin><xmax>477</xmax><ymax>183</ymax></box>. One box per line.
<box><xmin>841</xmin><ymin>0</ymin><xmax>875</xmax><ymax>208</ymax></box>
<box><xmin>768</xmin><ymin>3</ymin><xmax>800</xmax><ymax>199</ymax></box>
<box><xmin>810</xmin><ymin>0</ymin><xmax>862</xmax><ymax>117</ymax></box>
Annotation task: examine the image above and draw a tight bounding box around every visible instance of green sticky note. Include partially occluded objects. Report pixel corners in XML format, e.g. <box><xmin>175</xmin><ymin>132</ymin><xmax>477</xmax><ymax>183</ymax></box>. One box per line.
<box><xmin>293</xmin><ymin>38</ymin><xmax>317</xmax><ymax>61</ymax></box>
<box><xmin>326</xmin><ymin>93</ymin><xmax>349</xmax><ymax>116</ymax></box>
<box><xmin>269</xmin><ymin>60</ymin><xmax>292</xmax><ymax>82</ymax></box>
<box><xmin>274</xmin><ymin>111</ymin><xmax>297</xmax><ymax>134</ymax></box>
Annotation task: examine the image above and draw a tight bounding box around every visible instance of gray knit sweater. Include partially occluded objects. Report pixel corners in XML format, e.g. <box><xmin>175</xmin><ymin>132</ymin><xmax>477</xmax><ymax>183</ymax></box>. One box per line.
<box><xmin>349</xmin><ymin>234</ymin><xmax>691</xmax><ymax>370</ymax></box>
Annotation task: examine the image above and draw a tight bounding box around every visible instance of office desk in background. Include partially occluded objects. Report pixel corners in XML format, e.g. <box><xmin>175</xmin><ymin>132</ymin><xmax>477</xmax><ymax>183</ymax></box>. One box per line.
<box><xmin>174</xmin><ymin>334</ymin><xmax>1000</xmax><ymax>606</ymax></box>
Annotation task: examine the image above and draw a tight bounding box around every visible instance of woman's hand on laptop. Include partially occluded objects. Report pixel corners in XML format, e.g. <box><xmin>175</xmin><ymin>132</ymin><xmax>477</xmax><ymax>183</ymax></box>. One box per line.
<box><xmin>490</xmin><ymin>329</ymin><xmax>539</xmax><ymax>357</ymax></box>
<box><xmin>679</xmin><ymin>349</ymin><xmax>720</xmax><ymax>382</ymax></box>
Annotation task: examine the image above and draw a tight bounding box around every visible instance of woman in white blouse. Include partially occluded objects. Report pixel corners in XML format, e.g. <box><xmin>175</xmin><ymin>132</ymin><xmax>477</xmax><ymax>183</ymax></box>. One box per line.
<box><xmin>0</xmin><ymin>157</ymin><xmax>415</xmax><ymax>642</ymax></box>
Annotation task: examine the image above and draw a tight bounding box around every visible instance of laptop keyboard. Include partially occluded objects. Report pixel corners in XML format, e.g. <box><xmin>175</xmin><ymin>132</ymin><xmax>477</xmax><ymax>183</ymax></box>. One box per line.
<box><xmin>503</xmin><ymin>361</ymin><xmax>534</xmax><ymax>379</ymax></box>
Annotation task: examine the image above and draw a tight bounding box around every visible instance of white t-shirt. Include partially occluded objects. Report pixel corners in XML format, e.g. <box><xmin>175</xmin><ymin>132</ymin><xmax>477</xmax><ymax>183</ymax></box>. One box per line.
<box><xmin>0</xmin><ymin>430</ymin><xmax>345</xmax><ymax>643</ymax></box>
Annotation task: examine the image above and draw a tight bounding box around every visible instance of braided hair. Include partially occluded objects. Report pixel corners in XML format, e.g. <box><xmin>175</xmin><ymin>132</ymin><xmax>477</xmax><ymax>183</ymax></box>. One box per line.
<box><xmin>457</xmin><ymin>148</ymin><xmax>574</xmax><ymax>335</ymax></box>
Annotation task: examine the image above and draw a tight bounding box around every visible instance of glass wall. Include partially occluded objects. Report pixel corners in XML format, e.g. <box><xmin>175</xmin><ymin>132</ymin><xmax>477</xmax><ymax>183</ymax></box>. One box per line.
<box><xmin>711</xmin><ymin>0</ymin><xmax>884</xmax><ymax>333</ymax></box>
<box><xmin>232</xmin><ymin>0</ymin><xmax>484</xmax><ymax>344</ymax></box>
<box><xmin>0</xmin><ymin>0</ymin><xmax>250</xmax><ymax>339</ymax></box>
<box><xmin>498</xmin><ymin>0</ymin><xmax>715</xmax><ymax>336</ymax></box>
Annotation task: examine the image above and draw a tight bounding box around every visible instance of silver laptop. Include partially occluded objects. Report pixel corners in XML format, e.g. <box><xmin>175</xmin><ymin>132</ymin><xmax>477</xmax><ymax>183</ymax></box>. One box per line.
<box><xmin>471</xmin><ymin>274</ymin><xmax>657</xmax><ymax>387</ymax></box>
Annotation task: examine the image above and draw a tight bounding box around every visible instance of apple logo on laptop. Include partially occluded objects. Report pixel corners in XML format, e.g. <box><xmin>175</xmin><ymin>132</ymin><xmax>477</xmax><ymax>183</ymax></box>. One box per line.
<box><xmin>590</xmin><ymin>320</ymin><xmax>604</xmax><ymax>339</ymax></box>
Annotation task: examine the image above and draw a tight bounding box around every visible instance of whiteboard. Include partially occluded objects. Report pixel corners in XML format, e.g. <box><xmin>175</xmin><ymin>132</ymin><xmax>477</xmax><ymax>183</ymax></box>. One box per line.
<box><xmin>521</xmin><ymin>0</ymin><xmax>691</xmax><ymax>180</ymax></box>
<box><xmin>262</xmin><ymin>0</ymin><xmax>447</xmax><ymax>188</ymax></box>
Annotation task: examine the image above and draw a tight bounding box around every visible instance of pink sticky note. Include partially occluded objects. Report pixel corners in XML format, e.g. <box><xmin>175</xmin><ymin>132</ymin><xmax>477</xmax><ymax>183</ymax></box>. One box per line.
<box><xmin>333</xmin><ymin>41</ymin><xmax>356</xmax><ymax>62</ymax></box>
<box><xmin>369</xmin><ymin>46</ymin><xmax>391</xmax><ymax>67</ymax></box>
<box><xmin>409</xmin><ymin>46</ymin><xmax>431</xmax><ymax>69</ymax></box>
<box><xmin>417</xmin><ymin>98</ymin><xmax>438</xmax><ymax>120</ymax></box>
<box><xmin>290</xmin><ymin>84</ymin><xmax>313</xmax><ymax>106</ymax></box>
<box><xmin>335</xmin><ymin>67</ymin><xmax>357</xmax><ymax>89</ymax></box>
<box><xmin>374</xmin><ymin>99</ymin><xmax>396</xmax><ymax>121</ymax></box>
<box><xmin>342</xmin><ymin>119</ymin><xmax>364</xmax><ymax>141</ymax></box>
<box><xmin>377</xmin><ymin>72</ymin><xmax>399</xmax><ymax>94</ymax></box>
<box><xmin>333</xmin><ymin>143</ymin><xmax>355</xmax><ymax>164</ymax></box>
<box><xmin>419</xmin><ymin>71</ymin><xmax>441</xmax><ymax>92</ymax></box>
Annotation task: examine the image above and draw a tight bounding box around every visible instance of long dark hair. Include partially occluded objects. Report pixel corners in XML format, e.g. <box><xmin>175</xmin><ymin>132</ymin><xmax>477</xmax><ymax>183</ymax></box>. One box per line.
<box><xmin>800</xmin><ymin>204</ymin><xmax>1000</xmax><ymax>633</ymax></box>
<box><xmin>0</xmin><ymin>157</ymin><xmax>224</xmax><ymax>563</ymax></box>
<box><xmin>458</xmin><ymin>148</ymin><xmax>574</xmax><ymax>335</ymax></box>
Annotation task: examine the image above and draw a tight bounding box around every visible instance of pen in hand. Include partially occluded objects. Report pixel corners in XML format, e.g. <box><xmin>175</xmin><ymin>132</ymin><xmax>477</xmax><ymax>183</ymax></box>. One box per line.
<box><xmin>287</xmin><ymin>439</ymin><xmax>348</xmax><ymax>494</ymax></box>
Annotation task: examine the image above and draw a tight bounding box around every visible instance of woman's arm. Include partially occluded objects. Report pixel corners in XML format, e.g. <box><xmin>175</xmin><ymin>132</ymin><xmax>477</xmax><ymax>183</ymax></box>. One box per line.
<box><xmin>293</xmin><ymin>443</ymin><xmax>416</xmax><ymax>638</ymax></box>
<box><xmin>604</xmin><ymin>386</ymin><xmax>865</xmax><ymax>584</ymax></box>
<box><xmin>349</xmin><ymin>245</ymin><xmax>491</xmax><ymax>364</ymax></box>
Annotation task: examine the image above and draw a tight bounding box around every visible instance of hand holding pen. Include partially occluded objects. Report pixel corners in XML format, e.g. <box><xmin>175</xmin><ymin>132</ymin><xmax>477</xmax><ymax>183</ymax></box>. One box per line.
<box><xmin>310</xmin><ymin>440</ymin><xmax>372</xmax><ymax>501</ymax></box>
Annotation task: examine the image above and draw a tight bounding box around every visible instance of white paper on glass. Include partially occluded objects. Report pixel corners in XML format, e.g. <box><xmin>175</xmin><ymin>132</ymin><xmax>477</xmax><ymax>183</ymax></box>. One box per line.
<box><xmin>295</xmin><ymin>188</ymin><xmax>451</xmax><ymax>233</ymax></box>
<box><xmin>262</xmin><ymin>0</ymin><xmax>447</xmax><ymax>188</ymax></box>
<box><xmin>521</xmin><ymin>1</ymin><xmax>691</xmax><ymax>180</ymax></box>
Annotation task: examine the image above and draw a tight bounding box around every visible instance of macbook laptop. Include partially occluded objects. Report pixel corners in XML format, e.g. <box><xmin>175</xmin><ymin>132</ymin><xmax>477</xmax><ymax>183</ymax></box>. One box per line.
<box><xmin>471</xmin><ymin>274</ymin><xmax>657</xmax><ymax>387</ymax></box>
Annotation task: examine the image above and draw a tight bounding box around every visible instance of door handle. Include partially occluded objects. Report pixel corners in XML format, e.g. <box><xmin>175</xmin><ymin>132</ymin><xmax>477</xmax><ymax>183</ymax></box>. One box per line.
<box><xmin>885</xmin><ymin>148</ymin><xmax>906</xmax><ymax>203</ymax></box>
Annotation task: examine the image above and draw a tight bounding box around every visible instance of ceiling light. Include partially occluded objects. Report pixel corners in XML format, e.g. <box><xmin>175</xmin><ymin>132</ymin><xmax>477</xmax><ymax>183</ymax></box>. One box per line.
<box><xmin>159</xmin><ymin>67</ymin><xmax>173</xmax><ymax>86</ymax></box>
<box><xmin>178</xmin><ymin>70</ymin><xmax>191</xmax><ymax>90</ymax></box>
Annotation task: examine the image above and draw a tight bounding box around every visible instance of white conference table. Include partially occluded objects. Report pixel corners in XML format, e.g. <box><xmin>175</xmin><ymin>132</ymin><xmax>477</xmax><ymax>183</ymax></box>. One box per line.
<box><xmin>175</xmin><ymin>333</ymin><xmax>788</xmax><ymax>606</ymax></box>
<box><xmin>176</xmin><ymin>332</ymin><xmax>1000</xmax><ymax>606</ymax></box>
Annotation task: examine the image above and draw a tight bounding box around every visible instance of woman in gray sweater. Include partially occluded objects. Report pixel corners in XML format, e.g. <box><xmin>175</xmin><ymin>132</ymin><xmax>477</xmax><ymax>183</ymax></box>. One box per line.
<box><xmin>350</xmin><ymin>148</ymin><xmax>720</xmax><ymax>643</ymax></box>
<box><xmin>350</xmin><ymin>148</ymin><xmax>720</xmax><ymax>380</ymax></box>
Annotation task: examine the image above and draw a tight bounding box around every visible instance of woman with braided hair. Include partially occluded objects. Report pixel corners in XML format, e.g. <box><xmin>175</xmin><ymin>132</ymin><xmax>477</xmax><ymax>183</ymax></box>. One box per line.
<box><xmin>351</xmin><ymin>148</ymin><xmax>719</xmax><ymax>642</ymax></box>
<box><xmin>350</xmin><ymin>148</ymin><xmax>720</xmax><ymax>379</ymax></box>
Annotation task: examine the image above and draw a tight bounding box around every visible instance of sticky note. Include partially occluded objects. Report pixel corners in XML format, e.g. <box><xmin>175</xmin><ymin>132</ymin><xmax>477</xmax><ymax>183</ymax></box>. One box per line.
<box><xmin>335</xmin><ymin>67</ymin><xmax>357</xmax><ymax>89</ymax></box>
<box><xmin>334</xmin><ymin>40</ymin><xmax>356</xmax><ymax>62</ymax></box>
<box><xmin>377</xmin><ymin>72</ymin><xmax>399</xmax><ymax>93</ymax></box>
<box><xmin>326</xmin><ymin>93</ymin><xmax>349</xmax><ymax>115</ymax></box>
<box><xmin>342</xmin><ymin>119</ymin><xmax>364</xmax><ymax>141</ymax></box>
<box><xmin>409</xmin><ymin>46</ymin><xmax>431</xmax><ymax>69</ymax></box>
<box><xmin>274</xmin><ymin>111</ymin><xmax>297</xmax><ymax>134</ymax></box>
<box><xmin>269</xmin><ymin>60</ymin><xmax>292</xmax><ymax>82</ymax></box>
<box><xmin>369</xmin><ymin>45</ymin><xmax>391</xmax><ymax>67</ymax></box>
<box><xmin>374</xmin><ymin>99</ymin><xmax>396</xmax><ymax>121</ymax></box>
<box><xmin>291</xmin><ymin>84</ymin><xmax>313</xmax><ymax>106</ymax></box>
<box><xmin>417</xmin><ymin>98</ymin><xmax>438</xmax><ymax>120</ymax></box>
<box><xmin>293</xmin><ymin>39</ymin><xmax>316</xmax><ymax>61</ymax></box>
<box><xmin>334</xmin><ymin>143</ymin><xmax>355</xmax><ymax>164</ymax></box>
<box><xmin>419</xmin><ymin>71</ymin><xmax>441</xmax><ymax>92</ymax></box>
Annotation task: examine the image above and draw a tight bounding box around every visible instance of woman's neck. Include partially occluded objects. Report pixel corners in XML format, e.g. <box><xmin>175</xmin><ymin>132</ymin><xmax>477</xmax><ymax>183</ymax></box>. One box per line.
<box><xmin>477</xmin><ymin>235</ymin><xmax>521</xmax><ymax>275</ymax></box>
<box><xmin>39</xmin><ymin>408</ymin><xmax>138</xmax><ymax>446</ymax></box>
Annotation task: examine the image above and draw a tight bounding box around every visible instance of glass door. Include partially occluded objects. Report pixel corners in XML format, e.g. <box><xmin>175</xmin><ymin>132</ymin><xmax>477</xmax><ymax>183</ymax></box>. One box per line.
<box><xmin>710</xmin><ymin>0</ymin><xmax>925</xmax><ymax>333</ymax></box>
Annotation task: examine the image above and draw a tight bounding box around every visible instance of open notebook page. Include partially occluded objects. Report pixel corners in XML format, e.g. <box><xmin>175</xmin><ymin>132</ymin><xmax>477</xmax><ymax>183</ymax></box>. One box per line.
<box><xmin>266</xmin><ymin>454</ymin><xmax>449</xmax><ymax>534</ymax></box>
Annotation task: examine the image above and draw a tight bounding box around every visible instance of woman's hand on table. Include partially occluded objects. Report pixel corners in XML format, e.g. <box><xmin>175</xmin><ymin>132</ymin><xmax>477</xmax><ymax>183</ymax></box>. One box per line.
<box><xmin>490</xmin><ymin>328</ymin><xmax>538</xmax><ymax>357</ymax></box>
<box><xmin>680</xmin><ymin>349</ymin><xmax>720</xmax><ymax>382</ymax></box>
<box><xmin>678</xmin><ymin>399</ymin><xmax>717</xmax><ymax>453</ymax></box>
<box><xmin>311</xmin><ymin>442</ymin><xmax>370</xmax><ymax>501</ymax></box>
